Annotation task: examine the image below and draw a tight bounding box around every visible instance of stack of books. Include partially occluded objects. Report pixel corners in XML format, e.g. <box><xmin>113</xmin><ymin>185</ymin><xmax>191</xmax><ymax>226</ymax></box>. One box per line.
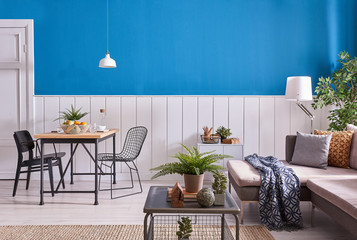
<box><xmin>167</xmin><ymin>188</ymin><xmax>197</xmax><ymax>202</ymax></box>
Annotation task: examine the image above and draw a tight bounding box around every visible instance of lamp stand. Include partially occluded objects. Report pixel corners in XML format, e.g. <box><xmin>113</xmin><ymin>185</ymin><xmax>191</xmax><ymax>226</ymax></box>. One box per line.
<box><xmin>296</xmin><ymin>101</ymin><xmax>315</xmax><ymax>134</ymax></box>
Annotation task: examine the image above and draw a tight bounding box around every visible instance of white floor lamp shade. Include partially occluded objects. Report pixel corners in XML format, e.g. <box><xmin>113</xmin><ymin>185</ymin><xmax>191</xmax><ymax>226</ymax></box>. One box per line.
<box><xmin>285</xmin><ymin>76</ymin><xmax>312</xmax><ymax>101</ymax></box>
<box><xmin>99</xmin><ymin>51</ymin><xmax>116</xmax><ymax>68</ymax></box>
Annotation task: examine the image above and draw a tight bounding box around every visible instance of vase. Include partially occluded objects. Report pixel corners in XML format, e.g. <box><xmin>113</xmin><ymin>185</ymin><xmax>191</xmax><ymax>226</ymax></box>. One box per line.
<box><xmin>214</xmin><ymin>193</ymin><xmax>225</xmax><ymax>206</ymax></box>
<box><xmin>184</xmin><ymin>173</ymin><xmax>204</xmax><ymax>193</ymax></box>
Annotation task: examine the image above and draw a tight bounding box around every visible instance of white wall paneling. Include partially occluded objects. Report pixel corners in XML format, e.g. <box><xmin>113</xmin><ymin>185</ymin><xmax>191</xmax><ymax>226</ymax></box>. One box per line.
<box><xmin>228</xmin><ymin>97</ymin><xmax>244</xmax><ymax>143</ymax></box>
<box><xmin>259</xmin><ymin>97</ymin><xmax>275</xmax><ymax>156</ymax></box>
<box><xmin>74</xmin><ymin>96</ymin><xmax>93</xmax><ymax>177</ymax></box>
<box><xmin>244</xmin><ymin>98</ymin><xmax>260</xmax><ymax>155</ymax></box>
<box><xmin>274</xmin><ymin>97</ymin><xmax>291</xmax><ymax>160</ymax></box>
<box><xmin>136</xmin><ymin>97</ymin><xmax>152</xmax><ymax>177</ymax></box>
<box><xmin>167</xmin><ymin>97</ymin><xmax>183</xmax><ymax>159</ymax></box>
<box><xmin>151</xmin><ymin>97</ymin><xmax>167</xmax><ymax>170</ymax></box>
<box><xmin>1</xmin><ymin>95</ymin><xmax>328</xmax><ymax>181</ymax></box>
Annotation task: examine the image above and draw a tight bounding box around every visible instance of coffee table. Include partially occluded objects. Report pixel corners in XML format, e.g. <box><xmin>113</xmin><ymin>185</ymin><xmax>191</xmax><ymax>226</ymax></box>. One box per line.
<box><xmin>143</xmin><ymin>186</ymin><xmax>240</xmax><ymax>239</ymax></box>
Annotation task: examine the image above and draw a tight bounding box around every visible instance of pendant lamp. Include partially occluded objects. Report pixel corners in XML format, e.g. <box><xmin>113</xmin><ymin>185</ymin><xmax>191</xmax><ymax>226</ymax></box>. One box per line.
<box><xmin>99</xmin><ymin>0</ymin><xmax>117</xmax><ymax>68</ymax></box>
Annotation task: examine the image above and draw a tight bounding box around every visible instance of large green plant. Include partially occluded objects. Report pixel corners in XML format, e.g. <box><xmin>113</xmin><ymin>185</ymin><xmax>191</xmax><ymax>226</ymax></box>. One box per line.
<box><xmin>150</xmin><ymin>144</ymin><xmax>230</xmax><ymax>179</ymax></box>
<box><xmin>312</xmin><ymin>51</ymin><xmax>357</xmax><ymax>131</ymax></box>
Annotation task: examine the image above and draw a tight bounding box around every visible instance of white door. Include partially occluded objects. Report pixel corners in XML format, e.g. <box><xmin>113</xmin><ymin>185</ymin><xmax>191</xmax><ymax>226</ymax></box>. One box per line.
<box><xmin>0</xmin><ymin>20</ymin><xmax>34</xmax><ymax>179</ymax></box>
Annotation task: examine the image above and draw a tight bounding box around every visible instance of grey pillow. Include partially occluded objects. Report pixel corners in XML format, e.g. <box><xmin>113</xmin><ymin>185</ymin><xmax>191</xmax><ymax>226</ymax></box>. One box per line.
<box><xmin>347</xmin><ymin>124</ymin><xmax>357</xmax><ymax>169</ymax></box>
<box><xmin>291</xmin><ymin>132</ymin><xmax>332</xmax><ymax>169</ymax></box>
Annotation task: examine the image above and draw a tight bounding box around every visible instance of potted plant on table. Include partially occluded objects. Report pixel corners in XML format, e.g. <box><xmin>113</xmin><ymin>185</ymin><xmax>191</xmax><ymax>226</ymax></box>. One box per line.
<box><xmin>216</xmin><ymin>126</ymin><xmax>232</xmax><ymax>140</ymax></box>
<box><xmin>150</xmin><ymin>144</ymin><xmax>231</xmax><ymax>193</ymax></box>
<box><xmin>176</xmin><ymin>217</ymin><xmax>192</xmax><ymax>240</ymax></box>
<box><xmin>212</xmin><ymin>171</ymin><xmax>227</xmax><ymax>205</ymax></box>
<box><xmin>55</xmin><ymin>104</ymin><xmax>89</xmax><ymax>134</ymax></box>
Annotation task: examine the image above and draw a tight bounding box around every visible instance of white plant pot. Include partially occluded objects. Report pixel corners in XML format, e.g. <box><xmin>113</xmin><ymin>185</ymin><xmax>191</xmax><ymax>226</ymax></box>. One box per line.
<box><xmin>214</xmin><ymin>193</ymin><xmax>225</xmax><ymax>206</ymax></box>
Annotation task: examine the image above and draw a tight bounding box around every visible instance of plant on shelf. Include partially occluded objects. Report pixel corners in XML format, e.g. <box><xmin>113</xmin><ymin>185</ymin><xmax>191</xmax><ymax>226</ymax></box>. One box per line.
<box><xmin>176</xmin><ymin>217</ymin><xmax>193</xmax><ymax>240</ymax></box>
<box><xmin>150</xmin><ymin>144</ymin><xmax>231</xmax><ymax>193</ymax></box>
<box><xmin>216</xmin><ymin>126</ymin><xmax>232</xmax><ymax>139</ymax></box>
<box><xmin>55</xmin><ymin>104</ymin><xmax>89</xmax><ymax>122</ymax></box>
<box><xmin>212</xmin><ymin>171</ymin><xmax>228</xmax><ymax>205</ymax></box>
<box><xmin>312</xmin><ymin>51</ymin><xmax>357</xmax><ymax>131</ymax></box>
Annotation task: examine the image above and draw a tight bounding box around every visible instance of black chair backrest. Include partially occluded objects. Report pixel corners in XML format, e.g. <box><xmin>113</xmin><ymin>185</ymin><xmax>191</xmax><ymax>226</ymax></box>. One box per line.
<box><xmin>121</xmin><ymin>126</ymin><xmax>148</xmax><ymax>161</ymax></box>
<box><xmin>13</xmin><ymin>131</ymin><xmax>35</xmax><ymax>161</ymax></box>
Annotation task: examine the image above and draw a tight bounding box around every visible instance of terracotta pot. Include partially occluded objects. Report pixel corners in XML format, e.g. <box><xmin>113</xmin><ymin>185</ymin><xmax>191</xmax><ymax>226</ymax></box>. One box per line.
<box><xmin>184</xmin><ymin>173</ymin><xmax>204</xmax><ymax>193</ymax></box>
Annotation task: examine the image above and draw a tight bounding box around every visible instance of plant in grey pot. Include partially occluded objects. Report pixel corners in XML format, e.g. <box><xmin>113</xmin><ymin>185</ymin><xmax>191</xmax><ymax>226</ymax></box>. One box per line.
<box><xmin>216</xmin><ymin>126</ymin><xmax>232</xmax><ymax>140</ymax></box>
<box><xmin>176</xmin><ymin>217</ymin><xmax>192</xmax><ymax>240</ymax></box>
<box><xmin>212</xmin><ymin>171</ymin><xmax>227</xmax><ymax>206</ymax></box>
<box><xmin>312</xmin><ymin>51</ymin><xmax>357</xmax><ymax>131</ymax></box>
<box><xmin>150</xmin><ymin>144</ymin><xmax>230</xmax><ymax>193</ymax></box>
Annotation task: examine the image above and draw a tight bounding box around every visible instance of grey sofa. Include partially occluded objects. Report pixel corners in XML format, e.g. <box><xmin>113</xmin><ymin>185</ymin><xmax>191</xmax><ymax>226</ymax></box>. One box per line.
<box><xmin>227</xmin><ymin>135</ymin><xmax>357</xmax><ymax>236</ymax></box>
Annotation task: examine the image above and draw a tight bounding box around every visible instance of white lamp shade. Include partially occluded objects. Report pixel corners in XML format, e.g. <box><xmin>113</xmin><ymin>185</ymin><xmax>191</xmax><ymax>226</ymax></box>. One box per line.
<box><xmin>285</xmin><ymin>76</ymin><xmax>312</xmax><ymax>101</ymax></box>
<box><xmin>99</xmin><ymin>53</ymin><xmax>117</xmax><ymax>68</ymax></box>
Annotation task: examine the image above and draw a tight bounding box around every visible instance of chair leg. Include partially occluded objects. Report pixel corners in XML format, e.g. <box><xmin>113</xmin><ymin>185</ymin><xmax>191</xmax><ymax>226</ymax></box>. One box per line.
<box><xmin>134</xmin><ymin>162</ymin><xmax>143</xmax><ymax>194</ymax></box>
<box><xmin>58</xmin><ymin>158</ymin><xmax>65</xmax><ymax>189</ymax></box>
<box><xmin>26</xmin><ymin>166</ymin><xmax>32</xmax><ymax>190</ymax></box>
<box><xmin>48</xmin><ymin>160</ymin><xmax>55</xmax><ymax>197</ymax></box>
<box><xmin>13</xmin><ymin>164</ymin><xmax>22</xmax><ymax>197</ymax></box>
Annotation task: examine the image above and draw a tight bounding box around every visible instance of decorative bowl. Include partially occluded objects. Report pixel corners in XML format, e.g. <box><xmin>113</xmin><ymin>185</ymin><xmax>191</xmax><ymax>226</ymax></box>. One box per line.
<box><xmin>200</xmin><ymin>135</ymin><xmax>220</xmax><ymax>144</ymax></box>
<box><xmin>61</xmin><ymin>124</ymin><xmax>89</xmax><ymax>134</ymax></box>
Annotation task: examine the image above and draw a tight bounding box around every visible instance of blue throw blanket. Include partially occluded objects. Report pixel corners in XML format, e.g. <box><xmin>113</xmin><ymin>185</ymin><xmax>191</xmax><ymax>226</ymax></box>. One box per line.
<box><xmin>245</xmin><ymin>154</ymin><xmax>303</xmax><ymax>230</ymax></box>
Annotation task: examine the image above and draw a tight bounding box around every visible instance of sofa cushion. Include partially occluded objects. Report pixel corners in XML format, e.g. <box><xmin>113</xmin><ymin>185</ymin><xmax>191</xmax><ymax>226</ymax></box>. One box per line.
<box><xmin>347</xmin><ymin>124</ymin><xmax>357</xmax><ymax>170</ymax></box>
<box><xmin>227</xmin><ymin>160</ymin><xmax>357</xmax><ymax>187</ymax></box>
<box><xmin>314</xmin><ymin>129</ymin><xmax>354</xmax><ymax>168</ymax></box>
<box><xmin>307</xmin><ymin>179</ymin><xmax>357</xmax><ymax>220</ymax></box>
<box><xmin>291</xmin><ymin>132</ymin><xmax>331</xmax><ymax>169</ymax></box>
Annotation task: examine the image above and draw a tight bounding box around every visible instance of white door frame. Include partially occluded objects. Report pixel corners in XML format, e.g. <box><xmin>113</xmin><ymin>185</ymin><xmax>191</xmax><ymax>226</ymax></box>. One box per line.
<box><xmin>0</xmin><ymin>19</ymin><xmax>34</xmax><ymax>133</ymax></box>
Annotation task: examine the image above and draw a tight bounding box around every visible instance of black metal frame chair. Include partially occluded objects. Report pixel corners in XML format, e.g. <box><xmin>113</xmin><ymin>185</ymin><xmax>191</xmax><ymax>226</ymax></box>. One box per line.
<box><xmin>98</xmin><ymin>126</ymin><xmax>148</xmax><ymax>199</ymax></box>
<box><xmin>13</xmin><ymin>130</ymin><xmax>66</xmax><ymax>197</ymax></box>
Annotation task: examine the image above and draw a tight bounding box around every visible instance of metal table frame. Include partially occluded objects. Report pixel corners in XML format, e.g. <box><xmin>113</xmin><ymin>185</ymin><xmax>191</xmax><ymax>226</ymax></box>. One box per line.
<box><xmin>143</xmin><ymin>186</ymin><xmax>240</xmax><ymax>240</ymax></box>
<box><xmin>38</xmin><ymin>131</ymin><xmax>117</xmax><ymax>205</ymax></box>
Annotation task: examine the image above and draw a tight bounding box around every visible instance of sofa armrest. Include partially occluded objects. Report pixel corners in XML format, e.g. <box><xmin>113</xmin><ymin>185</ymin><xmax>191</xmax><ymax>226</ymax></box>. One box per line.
<box><xmin>286</xmin><ymin>135</ymin><xmax>297</xmax><ymax>162</ymax></box>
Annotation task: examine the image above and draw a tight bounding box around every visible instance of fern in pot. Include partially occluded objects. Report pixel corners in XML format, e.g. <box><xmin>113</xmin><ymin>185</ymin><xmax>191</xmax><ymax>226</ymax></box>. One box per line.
<box><xmin>212</xmin><ymin>171</ymin><xmax>227</xmax><ymax>205</ymax></box>
<box><xmin>151</xmin><ymin>144</ymin><xmax>231</xmax><ymax>193</ymax></box>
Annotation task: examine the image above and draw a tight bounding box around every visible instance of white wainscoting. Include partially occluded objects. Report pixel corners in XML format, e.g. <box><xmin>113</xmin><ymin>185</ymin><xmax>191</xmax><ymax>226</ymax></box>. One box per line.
<box><xmin>26</xmin><ymin>95</ymin><xmax>328</xmax><ymax>181</ymax></box>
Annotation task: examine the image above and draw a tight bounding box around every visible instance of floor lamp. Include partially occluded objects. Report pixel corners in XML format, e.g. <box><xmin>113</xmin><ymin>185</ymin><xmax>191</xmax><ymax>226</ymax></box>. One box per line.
<box><xmin>285</xmin><ymin>76</ymin><xmax>315</xmax><ymax>134</ymax></box>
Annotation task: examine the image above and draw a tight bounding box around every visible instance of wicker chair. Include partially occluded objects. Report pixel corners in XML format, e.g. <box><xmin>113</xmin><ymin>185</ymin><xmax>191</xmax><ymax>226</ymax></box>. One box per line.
<box><xmin>98</xmin><ymin>126</ymin><xmax>148</xmax><ymax>199</ymax></box>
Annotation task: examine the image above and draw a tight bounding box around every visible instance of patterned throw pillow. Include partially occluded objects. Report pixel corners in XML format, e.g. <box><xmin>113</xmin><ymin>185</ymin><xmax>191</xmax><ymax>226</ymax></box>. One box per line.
<box><xmin>314</xmin><ymin>130</ymin><xmax>354</xmax><ymax>168</ymax></box>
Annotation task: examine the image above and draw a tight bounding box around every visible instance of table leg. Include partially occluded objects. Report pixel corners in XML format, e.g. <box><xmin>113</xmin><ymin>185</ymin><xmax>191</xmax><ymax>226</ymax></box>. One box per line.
<box><xmin>94</xmin><ymin>140</ymin><xmax>99</xmax><ymax>205</ymax></box>
<box><xmin>112</xmin><ymin>134</ymin><xmax>116</xmax><ymax>184</ymax></box>
<box><xmin>70</xmin><ymin>143</ymin><xmax>74</xmax><ymax>184</ymax></box>
<box><xmin>144</xmin><ymin>213</ymin><xmax>150</xmax><ymax>240</ymax></box>
<box><xmin>221</xmin><ymin>214</ymin><xmax>225</xmax><ymax>239</ymax></box>
<box><xmin>233</xmin><ymin>214</ymin><xmax>239</xmax><ymax>240</ymax></box>
<box><xmin>40</xmin><ymin>141</ymin><xmax>44</xmax><ymax>205</ymax></box>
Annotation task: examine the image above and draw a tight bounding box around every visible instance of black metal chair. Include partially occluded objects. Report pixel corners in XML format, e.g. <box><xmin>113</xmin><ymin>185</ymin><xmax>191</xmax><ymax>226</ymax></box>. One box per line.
<box><xmin>13</xmin><ymin>130</ymin><xmax>66</xmax><ymax>197</ymax></box>
<box><xmin>98</xmin><ymin>126</ymin><xmax>148</xmax><ymax>199</ymax></box>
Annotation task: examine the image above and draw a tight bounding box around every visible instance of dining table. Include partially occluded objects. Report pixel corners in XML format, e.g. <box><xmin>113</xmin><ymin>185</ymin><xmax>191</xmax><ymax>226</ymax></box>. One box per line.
<box><xmin>34</xmin><ymin>129</ymin><xmax>119</xmax><ymax>205</ymax></box>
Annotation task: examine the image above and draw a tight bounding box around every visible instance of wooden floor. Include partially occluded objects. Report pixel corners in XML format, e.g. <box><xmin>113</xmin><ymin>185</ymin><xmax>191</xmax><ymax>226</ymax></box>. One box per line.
<box><xmin>0</xmin><ymin>179</ymin><xmax>355</xmax><ymax>240</ymax></box>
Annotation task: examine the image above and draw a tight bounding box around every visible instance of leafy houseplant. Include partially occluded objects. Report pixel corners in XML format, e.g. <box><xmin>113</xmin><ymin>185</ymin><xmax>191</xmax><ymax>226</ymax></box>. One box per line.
<box><xmin>55</xmin><ymin>104</ymin><xmax>89</xmax><ymax>122</ymax></box>
<box><xmin>212</xmin><ymin>171</ymin><xmax>227</xmax><ymax>205</ymax></box>
<box><xmin>312</xmin><ymin>51</ymin><xmax>357</xmax><ymax>131</ymax></box>
<box><xmin>150</xmin><ymin>144</ymin><xmax>231</xmax><ymax>193</ymax></box>
<box><xmin>216</xmin><ymin>126</ymin><xmax>232</xmax><ymax>139</ymax></box>
<box><xmin>176</xmin><ymin>217</ymin><xmax>192</xmax><ymax>240</ymax></box>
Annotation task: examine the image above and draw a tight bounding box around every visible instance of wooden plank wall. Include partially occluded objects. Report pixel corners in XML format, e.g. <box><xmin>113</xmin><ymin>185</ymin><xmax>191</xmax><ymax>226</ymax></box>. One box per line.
<box><xmin>31</xmin><ymin>95</ymin><xmax>326</xmax><ymax>181</ymax></box>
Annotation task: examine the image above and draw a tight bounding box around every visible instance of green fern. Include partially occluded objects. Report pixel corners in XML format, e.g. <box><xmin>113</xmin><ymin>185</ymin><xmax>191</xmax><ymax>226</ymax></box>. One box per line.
<box><xmin>54</xmin><ymin>104</ymin><xmax>89</xmax><ymax>121</ymax></box>
<box><xmin>150</xmin><ymin>144</ymin><xmax>232</xmax><ymax>179</ymax></box>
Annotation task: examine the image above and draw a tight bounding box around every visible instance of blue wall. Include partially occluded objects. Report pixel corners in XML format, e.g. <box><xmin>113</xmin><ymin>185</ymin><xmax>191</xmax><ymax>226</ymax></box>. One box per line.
<box><xmin>1</xmin><ymin>0</ymin><xmax>356</xmax><ymax>95</ymax></box>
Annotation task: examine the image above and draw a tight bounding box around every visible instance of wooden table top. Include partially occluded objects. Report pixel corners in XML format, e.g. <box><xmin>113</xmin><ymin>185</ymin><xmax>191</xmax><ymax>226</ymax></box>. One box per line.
<box><xmin>34</xmin><ymin>129</ymin><xmax>119</xmax><ymax>139</ymax></box>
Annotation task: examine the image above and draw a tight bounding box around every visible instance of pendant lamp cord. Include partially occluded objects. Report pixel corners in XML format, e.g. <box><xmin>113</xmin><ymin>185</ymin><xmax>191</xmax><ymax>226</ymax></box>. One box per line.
<box><xmin>106</xmin><ymin>0</ymin><xmax>109</xmax><ymax>52</ymax></box>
